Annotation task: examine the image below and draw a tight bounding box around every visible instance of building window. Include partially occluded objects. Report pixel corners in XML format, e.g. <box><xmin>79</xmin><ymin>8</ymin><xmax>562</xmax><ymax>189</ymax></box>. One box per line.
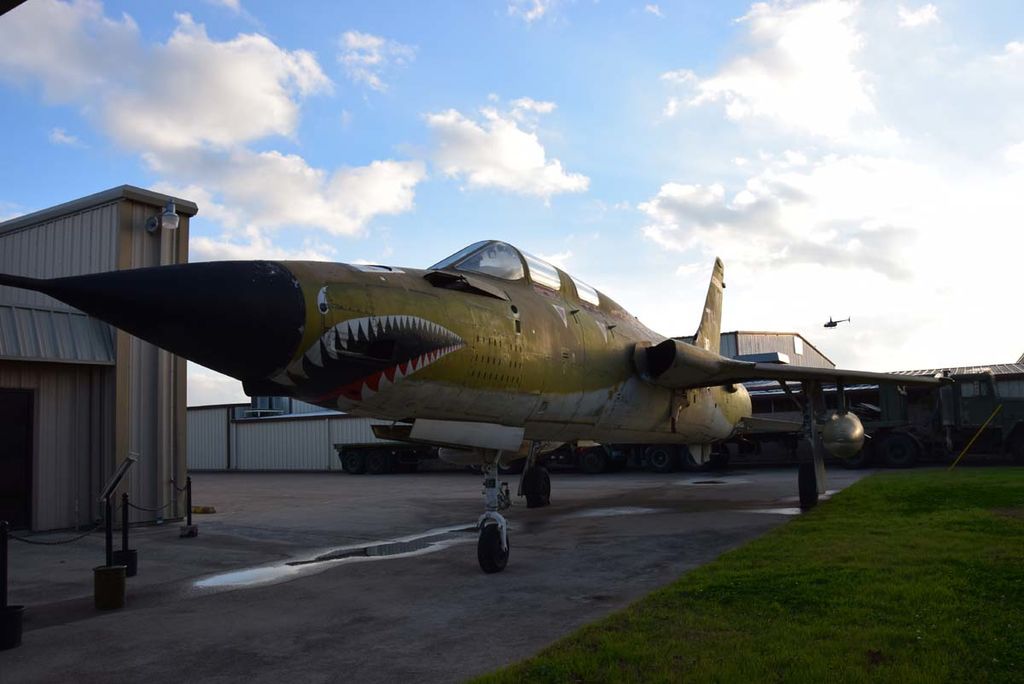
<box><xmin>998</xmin><ymin>380</ymin><xmax>1024</xmax><ymax>398</ymax></box>
<box><xmin>794</xmin><ymin>336</ymin><xmax>804</xmax><ymax>355</ymax></box>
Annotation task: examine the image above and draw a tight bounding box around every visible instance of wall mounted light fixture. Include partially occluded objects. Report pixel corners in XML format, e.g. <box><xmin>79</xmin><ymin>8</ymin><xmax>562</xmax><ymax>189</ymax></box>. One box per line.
<box><xmin>146</xmin><ymin>199</ymin><xmax>180</xmax><ymax>234</ymax></box>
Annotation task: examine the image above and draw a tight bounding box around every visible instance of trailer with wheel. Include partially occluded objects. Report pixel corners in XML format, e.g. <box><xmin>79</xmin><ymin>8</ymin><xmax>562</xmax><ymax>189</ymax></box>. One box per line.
<box><xmin>334</xmin><ymin>442</ymin><xmax>439</xmax><ymax>474</ymax></box>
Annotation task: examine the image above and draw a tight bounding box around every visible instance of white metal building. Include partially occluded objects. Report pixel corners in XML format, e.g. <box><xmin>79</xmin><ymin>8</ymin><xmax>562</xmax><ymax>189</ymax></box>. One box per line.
<box><xmin>680</xmin><ymin>330</ymin><xmax>835</xmax><ymax>369</ymax></box>
<box><xmin>0</xmin><ymin>185</ymin><xmax>197</xmax><ymax>530</ymax></box>
<box><xmin>187</xmin><ymin>404</ymin><xmax>393</xmax><ymax>472</ymax></box>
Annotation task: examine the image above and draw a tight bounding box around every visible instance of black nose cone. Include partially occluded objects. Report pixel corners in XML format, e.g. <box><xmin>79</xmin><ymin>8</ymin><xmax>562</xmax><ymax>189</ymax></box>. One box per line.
<box><xmin>28</xmin><ymin>261</ymin><xmax>305</xmax><ymax>381</ymax></box>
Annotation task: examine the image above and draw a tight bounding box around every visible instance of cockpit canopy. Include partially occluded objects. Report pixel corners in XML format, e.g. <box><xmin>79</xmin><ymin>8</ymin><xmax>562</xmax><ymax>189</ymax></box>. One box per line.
<box><xmin>430</xmin><ymin>240</ymin><xmax>602</xmax><ymax>306</ymax></box>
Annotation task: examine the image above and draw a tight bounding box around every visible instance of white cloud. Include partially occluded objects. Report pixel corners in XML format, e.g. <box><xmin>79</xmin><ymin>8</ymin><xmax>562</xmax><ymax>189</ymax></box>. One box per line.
<box><xmin>0</xmin><ymin>0</ymin><xmax>140</xmax><ymax>101</ymax></box>
<box><xmin>187</xmin><ymin>362</ymin><xmax>248</xmax><ymax>406</ymax></box>
<box><xmin>639</xmin><ymin>153</ymin><xmax>943</xmax><ymax>280</ymax></box>
<box><xmin>149</xmin><ymin>151</ymin><xmax>426</xmax><ymax>235</ymax></box>
<box><xmin>205</xmin><ymin>0</ymin><xmax>242</xmax><ymax>12</ymax></box>
<box><xmin>338</xmin><ymin>30</ymin><xmax>415</xmax><ymax>92</ymax></box>
<box><xmin>537</xmin><ymin>250</ymin><xmax>572</xmax><ymax>269</ymax></box>
<box><xmin>645</xmin><ymin>4</ymin><xmax>664</xmax><ymax>18</ymax></box>
<box><xmin>897</xmin><ymin>4</ymin><xmax>938</xmax><ymax>28</ymax></box>
<box><xmin>0</xmin><ymin>6</ymin><xmax>330</xmax><ymax>151</ymax></box>
<box><xmin>663</xmin><ymin>0</ymin><xmax>876</xmax><ymax>140</ymax></box>
<box><xmin>106</xmin><ymin>14</ymin><xmax>330</xmax><ymax>151</ymax></box>
<box><xmin>1005</xmin><ymin>142</ymin><xmax>1024</xmax><ymax>165</ymax></box>
<box><xmin>48</xmin><ymin>127</ymin><xmax>83</xmax><ymax>146</ymax></box>
<box><xmin>426</xmin><ymin>101</ymin><xmax>588</xmax><ymax>198</ymax></box>
<box><xmin>0</xmin><ymin>3</ymin><xmax>425</xmax><ymax>238</ymax></box>
<box><xmin>510</xmin><ymin>97</ymin><xmax>556</xmax><ymax>117</ymax></box>
<box><xmin>190</xmin><ymin>228</ymin><xmax>337</xmax><ymax>262</ymax></box>
<box><xmin>508</xmin><ymin>0</ymin><xmax>554</xmax><ymax>23</ymax></box>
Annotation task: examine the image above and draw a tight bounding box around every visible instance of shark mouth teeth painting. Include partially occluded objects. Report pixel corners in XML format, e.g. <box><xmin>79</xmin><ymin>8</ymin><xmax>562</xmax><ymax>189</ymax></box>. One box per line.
<box><xmin>287</xmin><ymin>315</ymin><xmax>465</xmax><ymax>403</ymax></box>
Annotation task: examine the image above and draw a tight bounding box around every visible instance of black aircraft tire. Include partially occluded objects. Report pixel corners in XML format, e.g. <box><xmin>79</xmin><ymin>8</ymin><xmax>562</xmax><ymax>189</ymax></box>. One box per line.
<box><xmin>881</xmin><ymin>433</ymin><xmax>919</xmax><ymax>469</ymax></box>
<box><xmin>524</xmin><ymin>466</ymin><xmax>551</xmax><ymax>508</ymax></box>
<box><xmin>579</xmin><ymin>449</ymin><xmax>608</xmax><ymax>474</ymax></box>
<box><xmin>648</xmin><ymin>446</ymin><xmax>678</xmax><ymax>473</ymax></box>
<box><xmin>342</xmin><ymin>451</ymin><xmax>366</xmax><ymax>474</ymax></box>
<box><xmin>798</xmin><ymin>461</ymin><xmax>818</xmax><ymax>510</ymax></box>
<box><xmin>708</xmin><ymin>445</ymin><xmax>731</xmax><ymax>470</ymax></box>
<box><xmin>366</xmin><ymin>450</ymin><xmax>389</xmax><ymax>475</ymax></box>
<box><xmin>477</xmin><ymin>524</ymin><xmax>509</xmax><ymax>573</ymax></box>
<box><xmin>498</xmin><ymin>460</ymin><xmax>525</xmax><ymax>475</ymax></box>
<box><xmin>679</xmin><ymin>446</ymin><xmax>707</xmax><ymax>473</ymax></box>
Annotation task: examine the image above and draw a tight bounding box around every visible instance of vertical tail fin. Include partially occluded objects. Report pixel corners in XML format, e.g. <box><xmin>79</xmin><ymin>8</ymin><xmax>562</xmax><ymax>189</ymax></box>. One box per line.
<box><xmin>693</xmin><ymin>257</ymin><xmax>724</xmax><ymax>353</ymax></box>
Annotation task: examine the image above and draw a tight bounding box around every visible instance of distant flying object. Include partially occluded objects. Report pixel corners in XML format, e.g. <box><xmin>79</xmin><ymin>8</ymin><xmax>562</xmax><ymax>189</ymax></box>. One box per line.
<box><xmin>824</xmin><ymin>316</ymin><xmax>851</xmax><ymax>328</ymax></box>
<box><xmin>0</xmin><ymin>240</ymin><xmax>942</xmax><ymax>572</ymax></box>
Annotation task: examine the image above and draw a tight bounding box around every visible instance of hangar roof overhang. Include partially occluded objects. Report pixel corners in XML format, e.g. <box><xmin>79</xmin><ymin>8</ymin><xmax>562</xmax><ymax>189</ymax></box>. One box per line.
<box><xmin>0</xmin><ymin>304</ymin><xmax>115</xmax><ymax>365</ymax></box>
<box><xmin>0</xmin><ymin>184</ymin><xmax>198</xmax><ymax>236</ymax></box>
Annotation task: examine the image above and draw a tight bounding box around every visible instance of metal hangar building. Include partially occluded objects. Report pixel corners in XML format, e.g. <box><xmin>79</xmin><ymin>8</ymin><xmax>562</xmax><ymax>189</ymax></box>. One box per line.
<box><xmin>0</xmin><ymin>186</ymin><xmax>197</xmax><ymax>531</ymax></box>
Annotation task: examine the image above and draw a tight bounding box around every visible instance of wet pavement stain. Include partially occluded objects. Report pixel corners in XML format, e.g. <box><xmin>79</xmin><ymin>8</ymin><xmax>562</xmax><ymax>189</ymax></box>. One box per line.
<box><xmin>194</xmin><ymin>524</ymin><xmax>477</xmax><ymax>592</ymax></box>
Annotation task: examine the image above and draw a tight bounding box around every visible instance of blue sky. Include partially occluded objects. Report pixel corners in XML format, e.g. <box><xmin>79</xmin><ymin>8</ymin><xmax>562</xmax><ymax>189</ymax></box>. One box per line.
<box><xmin>1</xmin><ymin>0</ymin><xmax>1021</xmax><ymax>404</ymax></box>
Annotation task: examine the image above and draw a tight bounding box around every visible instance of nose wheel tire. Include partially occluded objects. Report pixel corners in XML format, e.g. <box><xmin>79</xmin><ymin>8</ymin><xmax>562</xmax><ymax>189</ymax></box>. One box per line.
<box><xmin>522</xmin><ymin>466</ymin><xmax>551</xmax><ymax>508</ymax></box>
<box><xmin>477</xmin><ymin>524</ymin><xmax>509</xmax><ymax>573</ymax></box>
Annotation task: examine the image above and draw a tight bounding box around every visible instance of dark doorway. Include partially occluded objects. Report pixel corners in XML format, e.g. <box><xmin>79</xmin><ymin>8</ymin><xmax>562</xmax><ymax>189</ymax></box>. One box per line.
<box><xmin>0</xmin><ymin>389</ymin><xmax>32</xmax><ymax>529</ymax></box>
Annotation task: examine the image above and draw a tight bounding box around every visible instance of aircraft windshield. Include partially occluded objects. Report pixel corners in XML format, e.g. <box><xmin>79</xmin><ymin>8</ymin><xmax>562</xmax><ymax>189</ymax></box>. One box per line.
<box><xmin>430</xmin><ymin>241</ymin><xmax>488</xmax><ymax>270</ymax></box>
<box><xmin>430</xmin><ymin>241</ymin><xmax>525</xmax><ymax>280</ymax></box>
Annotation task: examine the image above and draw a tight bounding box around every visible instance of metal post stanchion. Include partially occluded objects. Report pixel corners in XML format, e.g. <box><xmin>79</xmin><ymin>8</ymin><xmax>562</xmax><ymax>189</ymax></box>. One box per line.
<box><xmin>1</xmin><ymin>522</ymin><xmax>6</xmax><ymax>610</ymax></box>
<box><xmin>104</xmin><ymin>496</ymin><xmax>113</xmax><ymax>568</ymax></box>
<box><xmin>1</xmin><ymin>521</ymin><xmax>25</xmax><ymax>650</ymax></box>
<box><xmin>121</xmin><ymin>493</ymin><xmax>129</xmax><ymax>552</ymax></box>
<box><xmin>111</xmin><ymin>493</ymin><xmax>138</xmax><ymax>577</ymax></box>
<box><xmin>180</xmin><ymin>476</ymin><xmax>198</xmax><ymax>538</ymax></box>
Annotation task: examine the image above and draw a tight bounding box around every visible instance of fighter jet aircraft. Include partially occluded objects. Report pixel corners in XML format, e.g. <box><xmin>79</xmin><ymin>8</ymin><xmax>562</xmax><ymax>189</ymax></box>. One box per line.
<box><xmin>0</xmin><ymin>240</ymin><xmax>942</xmax><ymax>572</ymax></box>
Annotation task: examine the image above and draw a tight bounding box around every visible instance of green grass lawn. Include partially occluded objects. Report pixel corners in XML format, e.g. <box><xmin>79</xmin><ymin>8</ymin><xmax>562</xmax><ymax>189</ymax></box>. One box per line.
<box><xmin>478</xmin><ymin>468</ymin><xmax>1024</xmax><ymax>683</ymax></box>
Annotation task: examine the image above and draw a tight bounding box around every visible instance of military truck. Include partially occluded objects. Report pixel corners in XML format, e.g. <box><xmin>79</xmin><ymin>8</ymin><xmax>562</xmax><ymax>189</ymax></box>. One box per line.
<box><xmin>857</xmin><ymin>365</ymin><xmax>1024</xmax><ymax>467</ymax></box>
<box><xmin>735</xmin><ymin>363</ymin><xmax>1024</xmax><ymax>468</ymax></box>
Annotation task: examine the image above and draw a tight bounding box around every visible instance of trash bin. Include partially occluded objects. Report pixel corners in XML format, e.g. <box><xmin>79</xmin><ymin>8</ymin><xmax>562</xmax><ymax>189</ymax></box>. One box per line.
<box><xmin>93</xmin><ymin>565</ymin><xmax>127</xmax><ymax>610</ymax></box>
<box><xmin>0</xmin><ymin>605</ymin><xmax>24</xmax><ymax>650</ymax></box>
<box><xmin>111</xmin><ymin>549</ymin><xmax>138</xmax><ymax>578</ymax></box>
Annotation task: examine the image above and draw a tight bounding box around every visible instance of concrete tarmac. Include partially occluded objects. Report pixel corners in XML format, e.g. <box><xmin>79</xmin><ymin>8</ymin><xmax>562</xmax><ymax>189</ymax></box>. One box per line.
<box><xmin>2</xmin><ymin>467</ymin><xmax>871</xmax><ymax>683</ymax></box>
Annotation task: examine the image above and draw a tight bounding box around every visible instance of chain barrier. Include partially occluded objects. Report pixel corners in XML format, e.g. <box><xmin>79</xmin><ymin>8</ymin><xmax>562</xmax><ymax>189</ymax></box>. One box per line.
<box><xmin>9</xmin><ymin>521</ymin><xmax>103</xmax><ymax>546</ymax></box>
<box><xmin>126</xmin><ymin>501</ymin><xmax>174</xmax><ymax>514</ymax></box>
<box><xmin>171</xmin><ymin>479</ymin><xmax>188</xmax><ymax>493</ymax></box>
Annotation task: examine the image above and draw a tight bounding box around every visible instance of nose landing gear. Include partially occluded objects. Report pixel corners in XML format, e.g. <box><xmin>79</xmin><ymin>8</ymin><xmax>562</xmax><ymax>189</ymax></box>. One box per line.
<box><xmin>477</xmin><ymin>457</ymin><xmax>511</xmax><ymax>573</ymax></box>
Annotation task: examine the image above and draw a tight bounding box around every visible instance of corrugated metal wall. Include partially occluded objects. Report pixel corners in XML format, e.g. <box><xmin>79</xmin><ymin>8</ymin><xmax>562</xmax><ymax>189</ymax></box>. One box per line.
<box><xmin>0</xmin><ymin>188</ymin><xmax>193</xmax><ymax>530</ymax></box>
<box><xmin>290</xmin><ymin>399</ymin><xmax>329</xmax><ymax>414</ymax></box>
<box><xmin>187</xmin><ymin>407</ymin><xmax>230</xmax><ymax>470</ymax></box>
<box><xmin>0</xmin><ymin>362</ymin><xmax>114</xmax><ymax>530</ymax></box>
<box><xmin>187</xmin><ymin>407</ymin><xmax>392</xmax><ymax>472</ymax></box>
<box><xmin>0</xmin><ymin>203</ymin><xmax>118</xmax><ymax>310</ymax></box>
<box><xmin>734</xmin><ymin>333</ymin><xmax>833</xmax><ymax>369</ymax></box>
<box><xmin>234</xmin><ymin>419</ymin><xmax>333</xmax><ymax>470</ymax></box>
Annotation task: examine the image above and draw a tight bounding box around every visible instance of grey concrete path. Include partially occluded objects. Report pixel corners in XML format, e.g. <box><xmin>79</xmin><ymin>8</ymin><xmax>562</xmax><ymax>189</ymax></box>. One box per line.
<box><xmin>1</xmin><ymin>467</ymin><xmax>872</xmax><ymax>683</ymax></box>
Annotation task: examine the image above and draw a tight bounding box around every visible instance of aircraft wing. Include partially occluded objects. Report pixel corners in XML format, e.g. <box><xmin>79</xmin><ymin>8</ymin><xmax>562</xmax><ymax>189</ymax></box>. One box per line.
<box><xmin>635</xmin><ymin>338</ymin><xmax>945</xmax><ymax>390</ymax></box>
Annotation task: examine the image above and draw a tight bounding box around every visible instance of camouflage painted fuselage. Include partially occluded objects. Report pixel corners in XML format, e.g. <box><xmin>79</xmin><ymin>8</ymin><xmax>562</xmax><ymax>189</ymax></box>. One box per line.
<box><xmin>270</xmin><ymin>261</ymin><xmax>751</xmax><ymax>445</ymax></box>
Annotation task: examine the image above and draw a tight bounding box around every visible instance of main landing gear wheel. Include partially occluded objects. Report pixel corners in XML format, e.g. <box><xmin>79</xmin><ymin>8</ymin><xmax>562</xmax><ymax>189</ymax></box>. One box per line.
<box><xmin>477</xmin><ymin>523</ymin><xmax>509</xmax><ymax>573</ymax></box>
<box><xmin>798</xmin><ymin>461</ymin><xmax>818</xmax><ymax>510</ymax></box>
<box><xmin>522</xmin><ymin>465</ymin><xmax>551</xmax><ymax>508</ymax></box>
